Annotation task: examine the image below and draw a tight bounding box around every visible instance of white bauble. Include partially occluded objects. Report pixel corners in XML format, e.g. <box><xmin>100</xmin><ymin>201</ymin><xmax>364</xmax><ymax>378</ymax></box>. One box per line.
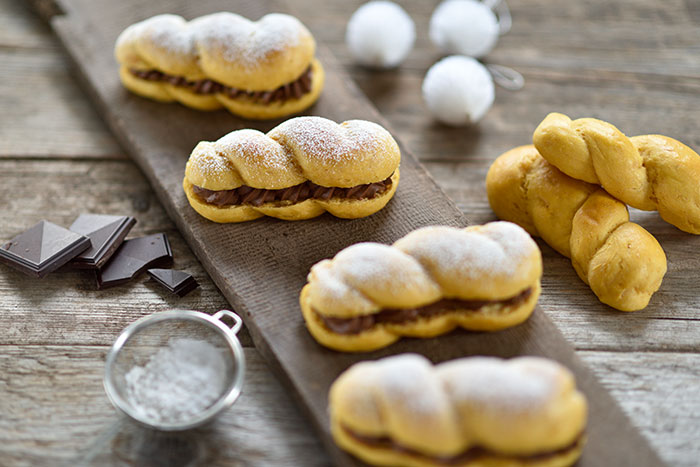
<box><xmin>422</xmin><ymin>55</ymin><xmax>494</xmax><ymax>126</ymax></box>
<box><xmin>345</xmin><ymin>1</ymin><xmax>416</xmax><ymax>68</ymax></box>
<box><xmin>430</xmin><ymin>0</ymin><xmax>500</xmax><ymax>58</ymax></box>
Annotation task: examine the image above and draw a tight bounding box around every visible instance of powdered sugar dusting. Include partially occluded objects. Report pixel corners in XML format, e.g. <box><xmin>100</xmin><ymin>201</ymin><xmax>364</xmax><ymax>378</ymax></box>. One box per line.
<box><xmin>336</xmin><ymin>243</ymin><xmax>421</xmax><ymax>286</ymax></box>
<box><xmin>480</xmin><ymin>221</ymin><xmax>536</xmax><ymax>261</ymax></box>
<box><xmin>376</xmin><ymin>354</ymin><xmax>447</xmax><ymax>416</ymax></box>
<box><xmin>398</xmin><ymin>223</ymin><xmax>535</xmax><ymax>279</ymax></box>
<box><xmin>192</xmin><ymin>12</ymin><xmax>304</xmax><ymax>68</ymax></box>
<box><xmin>344</xmin><ymin>355</ymin><xmax>564</xmax><ymax>418</ymax></box>
<box><xmin>140</xmin><ymin>14</ymin><xmax>194</xmax><ymax>56</ymax></box>
<box><xmin>437</xmin><ymin>357</ymin><xmax>560</xmax><ymax>413</ymax></box>
<box><xmin>189</xmin><ymin>142</ymin><xmax>234</xmax><ymax>178</ymax></box>
<box><xmin>310</xmin><ymin>259</ymin><xmax>376</xmax><ymax>312</ymax></box>
<box><xmin>275</xmin><ymin>117</ymin><xmax>383</xmax><ymax>165</ymax></box>
<box><xmin>125</xmin><ymin>338</ymin><xmax>227</xmax><ymax>425</ymax></box>
<box><xmin>332</xmin><ymin>243</ymin><xmax>439</xmax><ymax>305</ymax></box>
<box><xmin>217</xmin><ymin>129</ymin><xmax>290</xmax><ymax>172</ymax></box>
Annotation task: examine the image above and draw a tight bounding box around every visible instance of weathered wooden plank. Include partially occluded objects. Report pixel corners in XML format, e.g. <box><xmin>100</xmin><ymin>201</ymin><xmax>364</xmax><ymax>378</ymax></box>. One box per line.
<box><xmin>345</xmin><ymin>69</ymin><xmax>700</xmax><ymax>162</ymax></box>
<box><xmin>0</xmin><ymin>49</ymin><xmax>123</xmax><ymax>158</ymax></box>
<box><xmin>0</xmin><ymin>159</ymin><xmax>252</xmax><ymax>346</ymax></box>
<box><xmin>32</xmin><ymin>0</ymin><xmax>664</xmax><ymax>464</ymax></box>
<box><xmin>2</xmin><ymin>159</ymin><xmax>697</xmax><ymax>352</ymax></box>
<box><xmin>581</xmin><ymin>351</ymin><xmax>700</xmax><ymax>467</ymax></box>
<box><xmin>296</xmin><ymin>0</ymin><xmax>700</xmax><ymax>76</ymax></box>
<box><xmin>0</xmin><ymin>0</ymin><xmax>119</xmax><ymax>158</ymax></box>
<box><xmin>1</xmin><ymin>345</ymin><xmax>697</xmax><ymax>467</ymax></box>
<box><xmin>0</xmin><ymin>346</ymin><xmax>328</xmax><ymax>467</ymax></box>
<box><xmin>2</xmin><ymin>0</ymin><xmax>697</xmax><ymax>464</ymax></box>
<box><xmin>5</xmin><ymin>0</ymin><xmax>700</xmax><ymax>159</ymax></box>
<box><xmin>0</xmin><ymin>0</ymin><xmax>57</xmax><ymax>49</ymax></box>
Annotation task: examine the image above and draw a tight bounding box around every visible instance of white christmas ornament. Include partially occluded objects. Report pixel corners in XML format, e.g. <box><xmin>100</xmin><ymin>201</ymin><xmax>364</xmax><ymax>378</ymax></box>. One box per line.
<box><xmin>430</xmin><ymin>0</ymin><xmax>500</xmax><ymax>58</ymax></box>
<box><xmin>422</xmin><ymin>55</ymin><xmax>495</xmax><ymax>126</ymax></box>
<box><xmin>345</xmin><ymin>1</ymin><xmax>416</xmax><ymax>68</ymax></box>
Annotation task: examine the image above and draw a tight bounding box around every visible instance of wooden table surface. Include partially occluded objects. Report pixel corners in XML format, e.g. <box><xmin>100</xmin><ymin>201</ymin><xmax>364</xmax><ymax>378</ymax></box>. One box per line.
<box><xmin>1</xmin><ymin>0</ymin><xmax>699</xmax><ymax>466</ymax></box>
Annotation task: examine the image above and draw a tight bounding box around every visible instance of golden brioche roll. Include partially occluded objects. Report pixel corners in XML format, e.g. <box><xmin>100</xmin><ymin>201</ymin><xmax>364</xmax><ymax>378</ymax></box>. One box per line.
<box><xmin>486</xmin><ymin>145</ymin><xmax>667</xmax><ymax>311</ymax></box>
<box><xmin>183</xmin><ymin>116</ymin><xmax>401</xmax><ymax>222</ymax></box>
<box><xmin>534</xmin><ymin>112</ymin><xmax>700</xmax><ymax>234</ymax></box>
<box><xmin>114</xmin><ymin>12</ymin><xmax>324</xmax><ymax>119</ymax></box>
<box><xmin>300</xmin><ymin>221</ymin><xmax>542</xmax><ymax>352</ymax></box>
<box><xmin>330</xmin><ymin>354</ymin><xmax>587</xmax><ymax>467</ymax></box>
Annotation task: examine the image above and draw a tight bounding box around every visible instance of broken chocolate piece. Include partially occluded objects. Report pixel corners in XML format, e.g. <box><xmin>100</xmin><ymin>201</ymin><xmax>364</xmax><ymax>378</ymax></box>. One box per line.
<box><xmin>96</xmin><ymin>233</ymin><xmax>173</xmax><ymax>289</ymax></box>
<box><xmin>0</xmin><ymin>220</ymin><xmax>91</xmax><ymax>278</ymax></box>
<box><xmin>69</xmin><ymin>214</ymin><xmax>136</xmax><ymax>269</ymax></box>
<box><xmin>147</xmin><ymin>268</ymin><xmax>199</xmax><ymax>297</ymax></box>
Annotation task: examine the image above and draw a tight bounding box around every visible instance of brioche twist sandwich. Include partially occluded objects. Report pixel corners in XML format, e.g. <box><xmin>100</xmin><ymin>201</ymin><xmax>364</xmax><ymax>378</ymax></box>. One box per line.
<box><xmin>115</xmin><ymin>12</ymin><xmax>324</xmax><ymax>119</ymax></box>
<box><xmin>301</xmin><ymin>221</ymin><xmax>542</xmax><ymax>352</ymax></box>
<box><xmin>184</xmin><ymin>116</ymin><xmax>400</xmax><ymax>222</ymax></box>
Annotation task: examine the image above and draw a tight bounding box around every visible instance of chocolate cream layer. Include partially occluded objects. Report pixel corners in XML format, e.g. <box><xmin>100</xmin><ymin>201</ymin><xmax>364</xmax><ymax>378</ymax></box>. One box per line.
<box><xmin>318</xmin><ymin>287</ymin><xmax>533</xmax><ymax>335</ymax></box>
<box><xmin>192</xmin><ymin>176</ymin><xmax>393</xmax><ymax>208</ymax></box>
<box><xmin>130</xmin><ymin>65</ymin><xmax>313</xmax><ymax>104</ymax></box>
<box><xmin>344</xmin><ymin>425</ymin><xmax>583</xmax><ymax>465</ymax></box>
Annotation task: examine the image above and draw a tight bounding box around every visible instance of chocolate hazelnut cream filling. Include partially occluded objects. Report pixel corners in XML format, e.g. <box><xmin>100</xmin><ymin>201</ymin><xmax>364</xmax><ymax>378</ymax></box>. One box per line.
<box><xmin>317</xmin><ymin>287</ymin><xmax>533</xmax><ymax>335</ymax></box>
<box><xmin>343</xmin><ymin>425</ymin><xmax>584</xmax><ymax>465</ymax></box>
<box><xmin>192</xmin><ymin>175</ymin><xmax>393</xmax><ymax>208</ymax></box>
<box><xmin>130</xmin><ymin>65</ymin><xmax>313</xmax><ymax>103</ymax></box>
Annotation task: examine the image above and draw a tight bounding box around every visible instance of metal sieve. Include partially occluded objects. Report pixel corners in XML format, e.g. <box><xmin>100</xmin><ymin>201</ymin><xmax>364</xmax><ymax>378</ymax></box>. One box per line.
<box><xmin>104</xmin><ymin>309</ymin><xmax>245</xmax><ymax>431</ymax></box>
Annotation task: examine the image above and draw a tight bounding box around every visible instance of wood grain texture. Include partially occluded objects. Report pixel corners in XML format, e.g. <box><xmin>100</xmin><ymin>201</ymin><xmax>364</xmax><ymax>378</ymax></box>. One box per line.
<box><xmin>0</xmin><ymin>49</ymin><xmax>123</xmax><ymax>158</ymax></box>
<box><xmin>0</xmin><ymin>347</ymin><xmax>327</xmax><ymax>467</ymax></box>
<box><xmin>1</xmin><ymin>345</ymin><xmax>697</xmax><ymax>467</ymax></box>
<box><xmin>1</xmin><ymin>0</ymin><xmax>698</xmax><ymax>465</ymax></box>
<box><xmin>0</xmin><ymin>161</ymin><xmax>697</xmax><ymax>466</ymax></box>
<box><xmin>31</xmin><ymin>0</ymin><xmax>667</xmax><ymax>465</ymax></box>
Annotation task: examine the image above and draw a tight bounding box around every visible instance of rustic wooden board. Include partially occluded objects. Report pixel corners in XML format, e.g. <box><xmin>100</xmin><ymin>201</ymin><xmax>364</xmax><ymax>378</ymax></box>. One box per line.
<box><xmin>36</xmin><ymin>0</ymin><xmax>665</xmax><ymax>465</ymax></box>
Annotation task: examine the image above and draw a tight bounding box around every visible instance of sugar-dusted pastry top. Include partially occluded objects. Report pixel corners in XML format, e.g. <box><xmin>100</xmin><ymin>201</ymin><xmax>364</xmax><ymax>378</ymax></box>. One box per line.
<box><xmin>306</xmin><ymin>221</ymin><xmax>541</xmax><ymax>319</ymax></box>
<box><xmin>486</xmin><ymin>145</ymin><xmax>667</xmax><ymax>311</ymax></box>
<box><xmin>330</xmin><ymin>354</ymin><xmax>587</xmax><ymax>465</ymax></box>
<box><xmin>186</xmin><ymin>116</ymin><xmax>400</xmax><ymax>191</ymax></box>
<box><xmin>534</xmin><ymin>112</ymin><xmax>700</xmax><ymax>234</ymax></box>
<box><xmin>115</xmin><ymin>12</ymin><xmax>315</xmax><ymax>91</ymax></box>
<box><xmin>183</xmin><ymin>116</ymin><xmax>401</xmax><ymax>222</ymax></box>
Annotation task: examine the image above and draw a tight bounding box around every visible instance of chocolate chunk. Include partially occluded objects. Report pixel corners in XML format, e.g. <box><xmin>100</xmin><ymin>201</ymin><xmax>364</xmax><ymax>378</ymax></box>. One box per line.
<box><xmin>96</xmin><ymin>233</ymin><xmax>173</xmax><ymax>289</ymax></box>
<box><xmin>68</xmin><ymin>214</ymin><xmax>136</xmax><ymax>269</ymax></box>
<box><xmin>147</xmin><ymin>268</ymin><xmax>199</xmax><ymax>297</ymax></box>
<box><xmin>0</xmin><ymin>220</ymin><xmax>91</xmax><ymax>278</ymax></box>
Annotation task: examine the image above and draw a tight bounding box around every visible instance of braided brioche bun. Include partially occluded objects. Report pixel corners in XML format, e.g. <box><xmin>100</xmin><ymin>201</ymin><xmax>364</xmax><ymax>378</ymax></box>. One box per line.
<box><xmin>115</xmin><ymin>12</ymin><xmax>324</xmax><ymax>119</ymax></box>
<box><xmin>330</xmin><ymin>354</ymin><xmax>587</xmax><ymax>467</ymax></box>
<box><xmin>534</xmin><ymin>112</ymin><xmax>700</xmax><ymax>234</ymax></box>
<box><xmin>486</xmin><ymin>145</ymin><xmax>667</xmax><ymax>311</ymax></box>
<box><xmin>301</xmin><ymin>221</ymin><xmax>542</xmax><ymax>352</ymax></box>
<box><xmin>183</xmin><ymin>117</ymin><xmax>401</xmax><ymax>222</ymax></box>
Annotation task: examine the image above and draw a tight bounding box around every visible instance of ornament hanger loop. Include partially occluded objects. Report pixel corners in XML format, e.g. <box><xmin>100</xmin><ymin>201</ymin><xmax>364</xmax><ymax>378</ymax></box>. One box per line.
<box><xmin>487</xmin><ymin>64</ymin><xmax>524</xmax><ymax>91</ymax></box>
<box><xmin>484</xmin><ymin>0</ymin><xmax>512</xmax><ymax>35</ymax></box>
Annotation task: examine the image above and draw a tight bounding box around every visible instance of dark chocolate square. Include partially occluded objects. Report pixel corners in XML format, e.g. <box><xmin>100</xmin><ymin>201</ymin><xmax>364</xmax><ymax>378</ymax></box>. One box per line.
<box><xmin>69</xmin><ymin>214</ymin><xmax>136</xmax><ymax>269</ymax></box>
<box><xmin>0</xmin><ymin>220</ymin><xmax>91</xmax><ymax>278</ymax></box>
<box><xmin>96</xmin><ymin>233</ymin><xmax>173</xmax><ymax>289</ymax></box>
<box><xmin>147</xmin><ymin>268</ymin><xmax>199</xmax><ymax>297</ymax></box>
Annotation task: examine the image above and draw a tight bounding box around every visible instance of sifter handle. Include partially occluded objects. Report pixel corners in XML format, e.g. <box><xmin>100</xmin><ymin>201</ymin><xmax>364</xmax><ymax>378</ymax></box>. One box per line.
<box><xmin>213</xmin><ymin>310</ymin><xmax>243</xmax><ymax>335</ymax></box>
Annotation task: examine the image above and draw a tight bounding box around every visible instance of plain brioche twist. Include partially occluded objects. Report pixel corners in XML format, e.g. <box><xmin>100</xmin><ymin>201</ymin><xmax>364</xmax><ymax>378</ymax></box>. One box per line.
<box><xmin>183</xmin><ymin>116</ymin><xmax>401</xmax><ymax>222</ymax></box>
<box><xmin>487</xmin><ymin>145</ymin><xmax>667</xmax><ymax>311</ymax></box>
<box><xmin>115</xmin><ymin>13</ymin><xmax>324</xmax><ymax>118</ymax></box>
<box><xmin>534</xmin><ymin>112</ymin><xmax>700</xmax><ymax>234</ymax></box>
<box><xmin>301</xmin><ymin>222</ymin><xmax>542</xmax><ymax>351</ymax></box>
<box><xmin>330</xmin><ymin>354</ymin><xmax>587</xmax><ymax>466</ymax></box>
